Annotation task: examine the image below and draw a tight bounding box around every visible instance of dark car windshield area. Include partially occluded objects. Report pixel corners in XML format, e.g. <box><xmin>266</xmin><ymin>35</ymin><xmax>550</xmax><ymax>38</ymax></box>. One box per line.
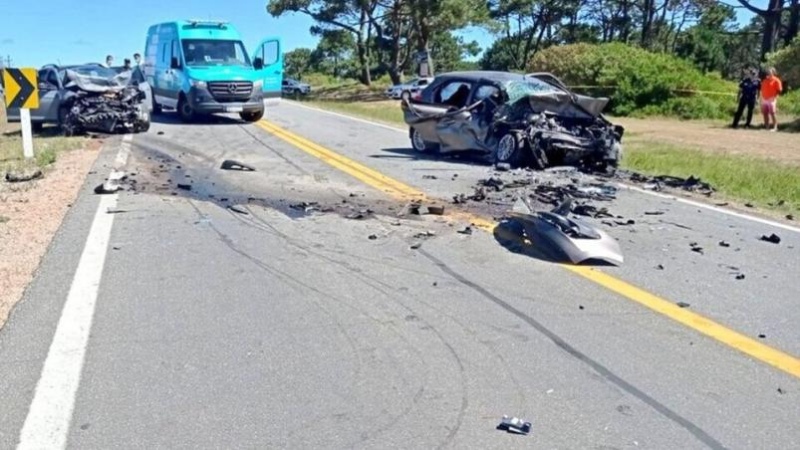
<box><xmin>181</xmin><ymin>39</ymin><xmax>251</xmax><ymax>67</ymax></box>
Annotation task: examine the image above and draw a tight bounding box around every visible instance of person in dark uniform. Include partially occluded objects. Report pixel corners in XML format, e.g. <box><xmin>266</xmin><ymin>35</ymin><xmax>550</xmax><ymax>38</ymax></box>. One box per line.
<box><xmin>732</xmin><ymin>67</ymin><xmax>760</xmax><ymax>129</ymax></box>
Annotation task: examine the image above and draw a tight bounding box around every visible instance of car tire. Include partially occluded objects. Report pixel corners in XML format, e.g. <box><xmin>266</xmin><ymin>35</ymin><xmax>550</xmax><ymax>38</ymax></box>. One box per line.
<box><xmin>240</xmin><ymin>109</ymin><xmax>265</xmax><ymax>122</ymax></box>
<box><xmin>410</xmin><ymin>127</ymin><xmax>438</xmax><ymax>153</ymax></box>
<box><xmin>177</xmin><ymin>95</ymin><xmax>195</xmax><ymax>123</ymax></box>
<box><xmin>494</xmin><ymin>131</ymin><xmax>526</xmax><ymax>167</ymax></box>
<box><xmin>31</xmin><ymin>122</ymin><xmax>44</xmax><ymax>133</ymax></box>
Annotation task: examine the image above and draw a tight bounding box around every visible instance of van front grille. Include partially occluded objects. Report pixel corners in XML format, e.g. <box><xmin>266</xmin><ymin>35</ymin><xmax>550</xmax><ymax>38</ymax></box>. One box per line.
<box><xmin>207</xmin><ymin>81</ymin><xmax>253</xmax><ymax>102</ymax></box>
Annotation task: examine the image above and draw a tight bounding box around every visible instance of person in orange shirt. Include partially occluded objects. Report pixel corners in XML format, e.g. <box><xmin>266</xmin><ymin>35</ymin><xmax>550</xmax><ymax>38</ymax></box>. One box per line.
<box><xmin>760</xmin><ymin>67</ymin><xmax>783</xmax><ymax>131</ymax></box>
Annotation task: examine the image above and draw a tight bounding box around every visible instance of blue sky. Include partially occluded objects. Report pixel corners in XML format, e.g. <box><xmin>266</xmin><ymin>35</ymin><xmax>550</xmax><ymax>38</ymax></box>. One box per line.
<box><xmin>0</xmin><ymin>0</ymin><xmax>757</xmax><ymax>68</ymax></box>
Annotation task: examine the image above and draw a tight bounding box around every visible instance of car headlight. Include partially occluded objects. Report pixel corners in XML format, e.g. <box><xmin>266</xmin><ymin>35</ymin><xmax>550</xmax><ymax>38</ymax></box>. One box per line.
<box><xmin>253</xmin><ymin>80</ymin><xmax>263</xmax><ymax>91</ymax></box>
<box><xmin>190</xmin><ymin>79</ymin><xmax>207</xmax><ymax>89</ymax></box>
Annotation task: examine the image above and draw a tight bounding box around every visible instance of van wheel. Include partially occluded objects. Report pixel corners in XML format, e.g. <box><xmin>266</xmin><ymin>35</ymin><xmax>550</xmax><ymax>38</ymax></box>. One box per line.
<box><xmin>240</xmin><ymin>109</ymin><xmax>264</xmax><ymax>122</ymax></box>
<box><xmin>177</xmin><ymin>95</ymin><xmax>195</xmax><ymax>123</ymax></box>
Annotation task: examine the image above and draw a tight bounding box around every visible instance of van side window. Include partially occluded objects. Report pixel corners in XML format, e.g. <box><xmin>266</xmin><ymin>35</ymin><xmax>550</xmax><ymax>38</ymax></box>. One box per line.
<box><xmin>171</xmin><ymin>40</ymin><xmax>180</xmax><ymax>63</ymax></box>
<box><xmin>162</xmin><ymin>43</ymin><xmax>167</xmax><ymax>62</ymax></box>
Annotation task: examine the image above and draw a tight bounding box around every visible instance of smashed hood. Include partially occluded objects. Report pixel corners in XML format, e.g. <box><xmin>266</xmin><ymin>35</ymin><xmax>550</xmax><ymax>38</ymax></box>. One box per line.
<box><xmin>64</xmin><ymin>68</ymin><xmax>134</xmax><ymax>93</ymax></box>
<box><xmin>516</xmin><ymin>92</ymin><xmax>609</xmax><ymax>120</ymax></box>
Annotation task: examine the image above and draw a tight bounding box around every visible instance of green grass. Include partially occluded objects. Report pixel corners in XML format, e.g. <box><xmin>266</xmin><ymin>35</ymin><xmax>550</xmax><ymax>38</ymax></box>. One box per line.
<box><xmin>623</xmin><ymin>141</ymin><xmax>800</xmax><ymax>213</ymax></box>
<box><xmin>0</xmin><ymin>128</ymin><xmax>85</xmax><ymax>173</ymax></box>
<box><xmin>305</xmin><ymin>99</ymin><xmax>406</xmax><ymax>127</ymax></box>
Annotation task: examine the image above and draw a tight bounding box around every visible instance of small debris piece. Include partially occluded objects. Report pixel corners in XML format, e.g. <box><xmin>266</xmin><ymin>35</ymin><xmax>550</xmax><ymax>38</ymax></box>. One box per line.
<box><xmin>346</xmin><ymin>209</ymin><xmax>374</xmax><ymax>220</ymax></box>
<box><xmin>778</xmin><ymin>388</ymin><xmax>785</xmax><ymax>395</ymax></box>
<box><xmin>690</xmin><ymin>242</ymin><xmax>704</xmax><ymax>254</ymax></box>
<box><xmin>290</xmin><ymin>201</ymin><xmax>320</xmax><ymax>212</ymax></box>
<box><xmin>228</xmin><ymin>205</ymin><xmax>249</xmax><ymax>215</ymax></box>
<box><xmin>760</xmin><ymin>233</ymin><xmax>781</xmax><ymax>244</ymax></box>
<box><xmin>715</xmin><ymin>202</ymin><xmax>729</xmax><ymax>207</ymax></box>
<box><xmin>410</xmin><ymin>243</ymin><xmax>422</xmax><ymax>250</ymax></box>
<box><xmin>457</xmin><ymin>226</ymin><xmax>473</xmax><ymax>235</ymax></box>
<box><xmin>718</xmin><ymin>241</ymin><xmax>730</xmax><ymax>247</ymax></box>
<box><xmin>422</xmin><ymin>175</ymin><xmax>438</xmax><ymax>180</ymax></box>
<box><xmin>94</xmin><ymin>183</ymin><xmax>121</xmax><ymax>195</ymax></box>
<box><xmin>220</xmin><ymin>159</ymin><xmax>256</xmax><ymax>171</ymax></box>
<box><xmin>644</xmin><ymin>211</ymin><xmax>665</xmax><ymax>215</ymax></box>
<box><xmin>787</xmin><ymin>214</ymin><xmax>794</xmax><ymax>221</ymax></box>
<box><xmin>656</xmin><ymin>264</ymin><xmax>665</xmax><ymax>270</ymax></box>
<box><xmin>426</xmin><ymin>205</ymin><xmax>446</xmax><ymax>216</ymax></box>
<box><xmin>579</xmin><ymin>305</ymin><xmax>584</xmax><ymax>310</ymax></box>
<box><xmin>677</xmin><ymin>302</ymin><xmax>691</xmax><ymax>308</ymax></box>
<box><xmin>157</xmin><ymin>131</ymin><xmax>164</xmax><ymax>135</ymax></box>
<box><xmin>497</xmin><ymin>415</ymin><xmax>531</xmax><ymax>435</ymax></box>
<box><xmin>433</xmin><ymin>281</ymin><xmax>438</xmax><ymax>287</ymax></box>
<box><xmin>368</xmin><ymin>234</ymin><xmax>378</xmax><ymax>240</ymax></box>
<box><xmin>614</xmin><ymin>219</ymin><xmax>635</xmax><ymax>226</ymax></box>
<box><xmin>177</xmin><ymin>183</ymin><xmax>192</xmax><ymax>191</ymax></box>
<box><xmin>758</xmin><ymin>334</ymin><xmax>766</xmax><ymax>339</ymax></box>
<box><xmin>735</xmin><ymin>273</ymin><xmax>745</xmax><ymax>280</ymax></box>
<box><xmin>745</xmin><ymin>203</ymin><xmax>754</xmax><ymax>208</ymax></box>
<box><xmin>414</xmin><ymin>231</ymin><xmax>436</xmax><ymax>238</ymax></box>
<box><xmin>495</xmin><ymin>163</ymin><xmax>511</xmax><ymax>172</ymax></box>
<box><xmin>5</xmin><ymin>168</ymin><xmax>43</xmax><ymax>183</ymax></box>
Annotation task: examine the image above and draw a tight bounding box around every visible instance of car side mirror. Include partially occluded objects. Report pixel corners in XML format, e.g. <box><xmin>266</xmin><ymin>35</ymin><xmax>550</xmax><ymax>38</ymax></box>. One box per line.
<box><xmin>170</xmin><ymin>57</ymin><xmax>181</xmax><ymax>69</ymax></box>
<box><xmin>253</xmin><ymin>57</ymin><xmax>264</xmax><ymax>70</ymax></box>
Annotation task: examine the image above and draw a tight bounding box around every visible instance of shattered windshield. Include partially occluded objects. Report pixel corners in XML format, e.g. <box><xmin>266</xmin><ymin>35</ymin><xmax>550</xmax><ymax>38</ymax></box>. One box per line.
<box><xmin>503</xmin><ymin>79</ymin><xmax>565</xmax><ymax>104</ymax></box>
<box><xmin>181</xmin><ymin>39</ymin><xmax>251</xmax><ymax>67</ymax></box>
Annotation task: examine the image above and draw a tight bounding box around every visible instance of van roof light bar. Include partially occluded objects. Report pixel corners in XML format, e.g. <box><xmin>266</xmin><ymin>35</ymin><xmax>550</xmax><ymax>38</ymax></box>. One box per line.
<box><xmin>186</xmin><ymin>19</ymin><xmax>229</xmax><ymax>28</ymax></box>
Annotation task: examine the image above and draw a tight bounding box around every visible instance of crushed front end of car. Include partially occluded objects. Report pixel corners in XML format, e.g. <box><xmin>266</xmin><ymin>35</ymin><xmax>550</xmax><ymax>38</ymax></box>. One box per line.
<box><xmin>492</xmin><ymin>80</ymin><xmax>625</xmax><ymax>172</ymax></box>
<box><xmin>61</xmin><ymin>68</ymin><xmax>150</xmax><ymax>136</ymax></box>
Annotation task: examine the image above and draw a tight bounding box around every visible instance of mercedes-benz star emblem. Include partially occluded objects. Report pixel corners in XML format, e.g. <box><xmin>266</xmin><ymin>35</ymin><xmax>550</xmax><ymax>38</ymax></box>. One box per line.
<box><xmin>227</xmin><ymin>83</ymin><xmax>237</xmax><ymax>94</ymax></box>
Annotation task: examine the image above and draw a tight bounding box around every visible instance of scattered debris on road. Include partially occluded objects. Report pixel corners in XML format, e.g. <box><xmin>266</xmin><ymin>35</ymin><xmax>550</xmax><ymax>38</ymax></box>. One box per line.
<box><xmin>368</xmin><ymin>234</ymin><xmax>378</xmax><ymax>240</ymax></box>
<box><xmin>656</xmin><ymin>264</ymin><xmax>665</xmax><ymax>270</ymax></box>
<box><xmin>719</xmin><ymin>241</ymin><xmax>731</xmax><ymax>247</ymax></box>
<box><xmin>627</xmin><ymin>173</ymin><xmax>714</xmax><ymax>196</ymax></box>
<box><xmin>735</xmin><ymin>273</ymin><xmax>746</xmax><ymax>280</ymax></box>
<box><xmin>422</xmin><ymin>174</ymin><xmax>438</xmax><ymax>180</ymax></box>
<box><xmin>760</xmin><ymin>233</ymin><xmax>781</xmax><ymax>244</ymax></box>
<box><xmin>401</xmin><ymin>201</ymin><xmax>445</xmax><ymax>216</ymax></box>
<box><xmin>497</xmin><ymin>415</ymin><xmax>532</xmax><ymax>435</ymax></box>
<box><xmin>495</xmin><ymin>163</ymin><xmax>511</xmax><ymax>172</ymax></box>
<box><xmin>346</xmin><ymin>209</ymin><xmax>374</xmax><ymax>220</ymax></box>
<box><xmin>177</xmin><ymin>183</ymin><xmax>192</xmax><ymax>191</ymax></box>
<box><xmin>457</xmin><ymin>225</ymin><xmax>473</xmax><ymax>235</ymax></box>
<box><xmin>787</xmin><ymin>214</ymin><xmax>794</xmax><ymax>221</ymax></box>
<box><xmin>228</xmin><ymin>205</ymin><xmax>249</xmax><ymax>215</ymax></box>
<box><xmin>220</xmin><ymin>159</ymin><xmax>256</xmax><ymax>171</ymax></box>
<box><xmin>5</xmin><ymin>169</ymin><xmax>43</xmax><ymax>183</ymax></box>
<box><xmin>677</xmin><ymin>302</ymin><xmax>691</xmax><ymax>308</ymax></box>
<box><xmin>644</xmin><ymin>210</ymin><xmax>665</xmax><ymax>215</ymax></box>
<box><xmin>758</xmin><ymin>334</ymin><xmax>766</xmax><ymax>339</ymax></box>
<box><xmin>778</xmin><ymin>388</ymin><xmax>785</xmax><ymax>395</ymax></box>
<box><xmin>690</xmin><ymin>242</ymin><xmax>704</xmax><ymax>254</ymax></box>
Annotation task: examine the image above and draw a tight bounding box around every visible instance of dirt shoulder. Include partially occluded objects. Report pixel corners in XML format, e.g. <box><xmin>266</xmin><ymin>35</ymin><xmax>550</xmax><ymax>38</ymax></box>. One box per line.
<box><xmin>0</xmin><ymin>139</ymin><xmax>101</xmax><ymax>328</ymax></box>
<box><xmin>614</xmin><ymin>117</ymin><xmax>800</xmax><ymax>166</ymax></box>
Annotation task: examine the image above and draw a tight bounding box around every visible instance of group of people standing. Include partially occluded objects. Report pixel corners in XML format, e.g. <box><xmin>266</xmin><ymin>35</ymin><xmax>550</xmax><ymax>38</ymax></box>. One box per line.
<box><xmin>732</xmin><ymin>67</ymin><xmax>784</xmax><ymax>131</ymax></box>
<box><xmin>102</xmin><ymin>53</ymin><xmax>142</xmax><ymax>71</ymax></box>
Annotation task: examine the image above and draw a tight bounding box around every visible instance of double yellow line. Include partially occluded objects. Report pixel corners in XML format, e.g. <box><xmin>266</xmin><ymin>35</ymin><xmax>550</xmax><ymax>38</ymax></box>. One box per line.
<box><xmin>257</xmin><ymin>119</ymin><xmax>800</xmax><ymax>379</ymax></box>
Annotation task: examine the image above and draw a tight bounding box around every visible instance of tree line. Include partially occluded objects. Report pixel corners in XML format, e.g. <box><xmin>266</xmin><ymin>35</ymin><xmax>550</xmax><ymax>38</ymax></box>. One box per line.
<box><xmin>267</xmin><ymin>0</ymin><xmax>800</xmax><ymax>84</ymax></box>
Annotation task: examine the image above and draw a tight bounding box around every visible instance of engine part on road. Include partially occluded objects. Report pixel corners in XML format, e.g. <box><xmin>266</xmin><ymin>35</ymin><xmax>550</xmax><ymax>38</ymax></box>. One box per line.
<box><xmin>220</xmin><ymin>159</ymin><xmax>256</xmax><ymax>171</ymax></box>
<box><xmin>497</xmin><ymin>415</ymin><xmax>532</xmax><ymax>435</ymax></box>
<box><xmin>760</xmin><ymin>233</ymin><xmax>781</xmax><ymax>244</ymax></box>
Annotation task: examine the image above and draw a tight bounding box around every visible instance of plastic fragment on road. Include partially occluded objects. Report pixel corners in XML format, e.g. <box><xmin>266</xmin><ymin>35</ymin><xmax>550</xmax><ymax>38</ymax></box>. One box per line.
<box><xmin>497</xmin><ymin>415</ymin><xmax>532</xmax><ymax>435</ymax></box>
<box><xmin>220</xmin><ymin>159</ymin><xmax>256</xmax><ymax>172</ymax></box>
<box><xmin>760</xmin><ymin>233</ymin><xmax>781</xmax><ymax>244</ymax></box>
<box><xmin>5</xmin><ymin>168</ymin><xmax>43</xmax><ymax>183</ymax></box>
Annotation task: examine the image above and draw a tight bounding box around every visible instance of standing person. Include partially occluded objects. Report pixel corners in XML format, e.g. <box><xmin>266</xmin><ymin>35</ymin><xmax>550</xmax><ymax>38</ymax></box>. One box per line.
<box><xmin>133</xmin><ymin>53</ymin><xmax>142</xmax><ymax>68</ymax></box>
<box><xmin>760</xmin><ymin>67</ymin><xmax>783</xmax><ymax>131</ymax></box>
<box><xmin>732</xmin><ymin>67</ymin><xmax>760</xmax><ymax>129</ymax></box>
<box><xmin>123</xmin><ymin>58</ymin><xmax>132</xmax><ymax>70</ymax></box>
<box><xmin>104</xmin><ymin>54</ymin><xmax>114</xmax><ymax>68</ymax></box>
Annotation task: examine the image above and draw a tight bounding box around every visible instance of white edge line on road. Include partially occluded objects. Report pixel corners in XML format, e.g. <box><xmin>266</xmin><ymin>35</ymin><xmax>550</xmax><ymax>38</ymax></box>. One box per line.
<box><xmin>16</xmin><ymin>135</ymin><xmax>132</xmax><ymax>450</ymax></box>
<box><xmin>284</xmin><ymin>100</ymin><xmax>800</xmax><ymax>235</ymax></box>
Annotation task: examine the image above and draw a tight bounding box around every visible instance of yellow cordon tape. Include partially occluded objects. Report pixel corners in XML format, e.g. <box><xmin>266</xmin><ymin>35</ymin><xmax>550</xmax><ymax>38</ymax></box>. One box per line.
<box><xmin>257</xmin><ymin>119</ymin><xmax>800</xmax><ymax>380</ymax></box>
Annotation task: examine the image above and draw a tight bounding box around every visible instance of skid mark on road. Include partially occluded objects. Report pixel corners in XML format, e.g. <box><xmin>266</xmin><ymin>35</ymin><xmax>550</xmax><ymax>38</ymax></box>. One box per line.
<box><xmin>257</xmin><ymin>119</ymin><xmax>800</xmax><ymax>381</ymax></box>
<box><xmin>17</xmin><ymin>135</ymin><xmax>131</xmax><ymax>450</ymax></box>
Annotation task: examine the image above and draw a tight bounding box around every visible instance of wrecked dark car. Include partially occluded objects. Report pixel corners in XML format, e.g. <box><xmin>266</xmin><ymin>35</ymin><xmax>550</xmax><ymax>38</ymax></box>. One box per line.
<box><xmin>5</xmin><ymin>63</ymin><xmax>151</xmax><ymax>135</ymax></box>
<box><xmin>401</xmin><ymin>71</ymin><xmax>624</xmax><ymax>172</ymax></box>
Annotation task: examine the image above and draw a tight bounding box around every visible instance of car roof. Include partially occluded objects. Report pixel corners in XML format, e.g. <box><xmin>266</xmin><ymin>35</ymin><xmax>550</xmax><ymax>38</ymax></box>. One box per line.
<box><xmin>435</xmin><ymin>71</ymin><xmax>527</xmax><ymax>83</ymax></box>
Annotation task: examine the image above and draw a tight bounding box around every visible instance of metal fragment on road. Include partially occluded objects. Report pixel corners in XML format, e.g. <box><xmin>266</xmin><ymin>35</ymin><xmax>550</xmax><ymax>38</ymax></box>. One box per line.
<box><xmin>228</xmin><ymin>205</ymin><xmax>249</xmax><ymax>215</ymax></box>
<box><xmin>177</xmin><ymin>183</ymin><xmax>192</xmax><ymax>191</ymax></box>
<box><xmin>497</xmin><ymin>415</ymin><xmax>532</xmax><ymax>435</ymax></box>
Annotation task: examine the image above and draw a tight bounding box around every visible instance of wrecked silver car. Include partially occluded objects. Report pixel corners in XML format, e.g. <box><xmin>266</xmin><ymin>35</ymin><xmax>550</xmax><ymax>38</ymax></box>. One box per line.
<box><xmin>60</xmin><ymin>65</ymin><xmax>151</xmax><ymax>135</ymax></box>
<box><xmin>5</xmin><ymin>63</ymin><xmax>151</xmax><ymax>135</ymax></box>
<box><xmin>401</xmin><ymin>71</ymin><xmax>624</xmax><ymax>172</ymax></box>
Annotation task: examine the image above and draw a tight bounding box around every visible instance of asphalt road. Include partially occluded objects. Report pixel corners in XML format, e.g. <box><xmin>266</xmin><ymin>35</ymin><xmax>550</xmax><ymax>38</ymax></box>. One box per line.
<box><xmin>1</xmin><ymin>101</ymin><xmax>799</xmax><ymax>449</ymax></box>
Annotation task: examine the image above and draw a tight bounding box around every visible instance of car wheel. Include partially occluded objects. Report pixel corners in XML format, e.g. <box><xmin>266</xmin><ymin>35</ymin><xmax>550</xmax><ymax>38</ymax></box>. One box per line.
<box><xmin>410</xmin><ymin>127</ymin><xmax>437</xmax><ymax>153</ymax></box>
<box><xmin>31</xmin><ymin>122</ymin><xmax>44</xmax><ymax>133</ymax></box>
<box><xmin>240</xmin><ymin>109</ymin><xmax>265</xmax><ymax>122</ymax></box>
<box><xmin>177</xmin><ymin>95</ymin><xmax>195</xmax><ymax>123</ymax></box>
<box><xmin>495</xmin><ymin>131</ymin><xmax>526</xmax><ymax>166</ymax></box>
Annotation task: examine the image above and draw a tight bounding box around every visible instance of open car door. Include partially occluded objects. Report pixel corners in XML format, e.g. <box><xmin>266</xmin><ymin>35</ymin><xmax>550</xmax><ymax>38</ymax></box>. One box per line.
<box><xmin>252</xmin><ymin>37</ymin><xmax>283</xmax><ymax>106</ymax></box>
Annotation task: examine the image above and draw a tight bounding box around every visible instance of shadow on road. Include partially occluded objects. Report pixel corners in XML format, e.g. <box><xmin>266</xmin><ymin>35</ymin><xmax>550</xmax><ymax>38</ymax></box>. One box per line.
<box><xmin>375</xmin><ymin>147</ymin><xmax>492</xmax><ymax>167</ymax></box>
<box><xmin>151</xmin><ymin>113</ymin><xmax>249</xmax><ymax>126</ymax></box>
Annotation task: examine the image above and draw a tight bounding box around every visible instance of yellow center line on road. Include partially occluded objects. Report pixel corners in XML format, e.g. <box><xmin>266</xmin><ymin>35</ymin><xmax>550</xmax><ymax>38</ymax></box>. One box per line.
<box><xmin>257</xmin><ymin>119</ymin><xmax>800</xmax><ymax>380</ymax></box>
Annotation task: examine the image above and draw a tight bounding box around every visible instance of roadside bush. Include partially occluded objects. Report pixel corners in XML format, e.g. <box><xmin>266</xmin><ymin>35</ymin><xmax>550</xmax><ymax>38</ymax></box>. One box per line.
<box><xmin>527</xmin><ymin>43</ymin><xmax>737</xmax><ymax>119</ymax></box>
<box><xmin>767</xmin><ymin>37</ymin><xmax>800</xmax><ymax>90</ymax></box>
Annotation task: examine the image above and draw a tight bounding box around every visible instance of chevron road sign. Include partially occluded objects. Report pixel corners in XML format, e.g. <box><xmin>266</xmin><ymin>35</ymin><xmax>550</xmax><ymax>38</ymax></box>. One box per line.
<box><xmin>3</xmin><ymin>68</ymin><xmax>39</xmax><ymax>109</ymax></box>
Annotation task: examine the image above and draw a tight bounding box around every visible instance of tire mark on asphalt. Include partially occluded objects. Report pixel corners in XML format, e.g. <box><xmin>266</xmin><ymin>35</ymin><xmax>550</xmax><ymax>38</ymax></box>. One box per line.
<box><xmin>237</xmin><ymin>207</ymin><xmax>469</xmax><ymax>447</ymax></box>
<box><xmin>419</xmin><ymin>249</ymin><xmax>728</xmax><ymax>450</ymax></box>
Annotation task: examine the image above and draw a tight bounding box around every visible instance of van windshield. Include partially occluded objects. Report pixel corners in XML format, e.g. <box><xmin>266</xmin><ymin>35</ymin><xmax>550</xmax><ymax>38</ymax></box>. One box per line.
<box><xmin>181</xmin><ymin>39</ymin><xmax>252</xmax><ymax>67</ymax></box>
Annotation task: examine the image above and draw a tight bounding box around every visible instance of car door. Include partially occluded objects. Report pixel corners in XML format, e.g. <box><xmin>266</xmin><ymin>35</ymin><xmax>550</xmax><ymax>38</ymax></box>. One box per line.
<box><xmin>31</xmin><ymin>68</ymin><xmax>61</xmax><ymax>122</ymax></box>
<box><xmin>252</xmin><ymin>37</ymin><xmax>283</xmax><ymax>103</ymax></box>
<box><xmin>432</xmin><ymin>80</ymin><xmax>479</xmax><ymax>151</ymax></box>
<box><xmin>403</xmin><ymin>79</ymin><xmax>469</xmax><ymax>144</ymax></box>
